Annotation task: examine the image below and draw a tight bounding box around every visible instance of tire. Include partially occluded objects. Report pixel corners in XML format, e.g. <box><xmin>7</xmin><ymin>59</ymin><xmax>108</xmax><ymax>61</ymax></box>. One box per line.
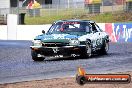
<box><xmin>76</xmin><ymin>76</ymin><xmax>86</xmax><ymax>85</ymax></box>
<box><xmin>31</xmin><ymin>50</ymin><xmax>45</xmax><ymax>61</ymax></box>
<box><xmin>81</xmin><ymin>43</ymin><xmax>92</xmax><ymax>58</ymax></box>
<box><xmin>85</xmin><ymin>43</ymin><xmax>92</xmax><ymax>57</ymax></box>
<box><xmin>100</xmin><ymin>41</ymin><xmax>109</xmax><ymax>55</ymax></box>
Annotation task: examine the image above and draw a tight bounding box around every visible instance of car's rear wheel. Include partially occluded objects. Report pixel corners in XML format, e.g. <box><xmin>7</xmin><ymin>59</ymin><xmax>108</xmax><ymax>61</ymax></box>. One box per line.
<box><xmin>31</xmin><ymin>50</ymin><xmax>45</xmax><ymax>61</ymax></box>
<box><xmin>100</xmin><ymin>41</ymin><xmax>109</xmax><ymax>55</ymax></box>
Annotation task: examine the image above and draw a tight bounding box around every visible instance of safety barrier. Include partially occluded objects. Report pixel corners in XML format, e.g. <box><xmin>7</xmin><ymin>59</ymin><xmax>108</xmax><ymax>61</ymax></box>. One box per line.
<box><xmin>0</xmin><ymin>23</ymin><xmax>132</xmax><ymax>42</ymax></box>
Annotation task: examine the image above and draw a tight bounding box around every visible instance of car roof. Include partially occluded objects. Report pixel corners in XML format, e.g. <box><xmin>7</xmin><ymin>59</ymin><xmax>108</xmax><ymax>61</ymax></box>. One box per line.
<box><xmin>54</xmin><ymin>19</ymin><xmax>95</xmax><ymax>23</ymax></box>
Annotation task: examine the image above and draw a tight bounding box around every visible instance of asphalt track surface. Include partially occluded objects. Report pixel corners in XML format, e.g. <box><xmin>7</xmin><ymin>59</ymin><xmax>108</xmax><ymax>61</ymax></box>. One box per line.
<box><xmin>0</xmin><ymin>40</ymin><xmax>132</xmax><ymax>84</ymax></box>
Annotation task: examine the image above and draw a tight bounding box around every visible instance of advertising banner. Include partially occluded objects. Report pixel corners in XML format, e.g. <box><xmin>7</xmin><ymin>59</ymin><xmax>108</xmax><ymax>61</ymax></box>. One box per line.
<box><xmin>105</xmin><ymin>23</ymin><xmax>132</xmax><ymax>42</ymax></box>
<box><xmin>114</xmin><ymin>23</ymin><xmax>132</xmax><ymax>42</ymax></box>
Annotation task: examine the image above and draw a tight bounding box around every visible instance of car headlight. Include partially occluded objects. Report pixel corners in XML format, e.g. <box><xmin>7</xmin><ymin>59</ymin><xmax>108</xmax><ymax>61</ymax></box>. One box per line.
<box><xmin>33</xmin><ymin>40</ymin><xmax>42</xmax><ymax>46</ymax></box>
<box><xmin>69</xmin><ymin>39</ymin><xmax>80</xmax><ymax>46</ymax></box>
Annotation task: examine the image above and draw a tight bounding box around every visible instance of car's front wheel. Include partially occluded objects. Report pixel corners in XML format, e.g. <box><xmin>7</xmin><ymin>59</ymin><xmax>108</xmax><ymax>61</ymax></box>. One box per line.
<box><xmin>85</xmin><ymin>44</ymin><xmax>92</xmax><ymax>57</ymax></box>
<box><xmin>31</xmin><ymin>50</ymin><xmax>45</xmax><ymax>61</ymax></box>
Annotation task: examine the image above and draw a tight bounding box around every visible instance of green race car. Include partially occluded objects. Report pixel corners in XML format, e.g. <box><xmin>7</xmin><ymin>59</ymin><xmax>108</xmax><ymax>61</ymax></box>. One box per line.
<box><xmin>30</xmin><ymin>20</ymin><xmax>109</xmax><ymax>61</ymax></box>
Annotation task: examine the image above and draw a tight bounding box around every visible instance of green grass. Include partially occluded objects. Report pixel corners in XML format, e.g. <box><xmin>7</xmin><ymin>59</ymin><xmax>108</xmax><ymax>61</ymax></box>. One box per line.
<box><xmin>25</xmin><ymin>15</ymin><xmax>73</xmax><ymax>25</ymax></box>
<box><xmin>80</xmin><ymin>13</ymin><xmax>114</xmax><ymax>23</ymax></box>
<box><xmin>25</xmin><ymin>11</ymin><xmax>132</xmax><ymax>25</ymax></box>
<box><xmin>25</xmin><ymin>8</ymin><xmax>86</xmax><ymax>24</ymax></box>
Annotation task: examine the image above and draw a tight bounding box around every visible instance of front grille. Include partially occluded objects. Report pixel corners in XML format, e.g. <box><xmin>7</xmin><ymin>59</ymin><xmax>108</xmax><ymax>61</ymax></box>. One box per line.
<box><xmin>42</xmin><ymin>42</ymin><xmax>68</xmax><ymax>47</ymax></box>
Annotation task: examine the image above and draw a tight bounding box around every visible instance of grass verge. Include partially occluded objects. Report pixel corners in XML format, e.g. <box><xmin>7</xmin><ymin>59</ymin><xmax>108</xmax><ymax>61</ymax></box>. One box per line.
<box><xmin>25</xmin><ymin>12</ymin><xmax>132</xmax><ymax>25</ymax></box>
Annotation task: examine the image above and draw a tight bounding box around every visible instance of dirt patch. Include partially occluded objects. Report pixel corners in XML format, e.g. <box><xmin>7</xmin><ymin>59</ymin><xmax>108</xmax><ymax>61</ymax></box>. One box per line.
<box><xmin>0</xmin><ymin>71</ymin><xmax>131</xmax><ymax>88</ymax></box>
<box><xmin>75</xmin><ymin>12</ymin><xmax>132</xmax><ymax>23</ymax></box>
<box><xmin>113</xmin><ymin>12</ymin><xmax>132</xmax><ymax>22</ymax></box>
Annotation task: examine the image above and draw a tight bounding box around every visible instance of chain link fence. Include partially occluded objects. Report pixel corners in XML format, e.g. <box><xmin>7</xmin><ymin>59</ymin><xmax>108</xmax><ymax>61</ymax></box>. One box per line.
<box><xmin>25</xmin><ymin>1</ymin><xmax>127</xmax><ymax>17</ymax></box>
<box><xmin>0</xmin><ymin>0</ymin><xmax>131</xmax><ymax>24</ymax></box>
<box><xmin>0</xmin><ymin>1</ymin><xmax>130</xmax><ymax>16</ymax></box>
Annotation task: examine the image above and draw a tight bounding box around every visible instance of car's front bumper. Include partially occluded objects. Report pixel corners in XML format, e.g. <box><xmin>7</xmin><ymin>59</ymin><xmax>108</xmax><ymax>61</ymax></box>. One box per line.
<box><xmin>30</xmin><ymin>45</ymin><xmax>86</xmax><ymax>58</ymax></box>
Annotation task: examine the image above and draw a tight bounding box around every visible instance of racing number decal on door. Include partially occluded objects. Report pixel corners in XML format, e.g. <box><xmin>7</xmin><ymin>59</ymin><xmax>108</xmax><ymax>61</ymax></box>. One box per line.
<box><xmin>93</xmin><ymin>38</ymin><xmax>102</xmax><ymax>47</ymax></box>
<box><xmin>92</xmin><ymin>34</ymin><xmax>103</xmax><ymax>47</ymax></box>
<box><xmin>95</xmin><ymin>32</ymin><xmax>103</xmax><ymax>46</ymax></box>
<box><xmin>96</xmin><ymin>38</ymin><xmax>102</xmax><ymax>46</ymax></box>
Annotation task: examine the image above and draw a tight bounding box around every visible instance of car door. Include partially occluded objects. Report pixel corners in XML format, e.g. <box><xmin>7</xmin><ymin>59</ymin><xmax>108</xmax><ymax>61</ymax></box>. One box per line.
<box><xmin>90</xmin><ymin>22</ymin><xmax>103</xmax><ymax>49</ymax></box>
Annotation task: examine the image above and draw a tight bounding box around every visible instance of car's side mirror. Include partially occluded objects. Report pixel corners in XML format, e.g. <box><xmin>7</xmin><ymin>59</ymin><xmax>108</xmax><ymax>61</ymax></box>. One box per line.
<box><xmin>42</xmin><ymin>30</ymin><xmax>45</xmax><ymax>34</ymax></box>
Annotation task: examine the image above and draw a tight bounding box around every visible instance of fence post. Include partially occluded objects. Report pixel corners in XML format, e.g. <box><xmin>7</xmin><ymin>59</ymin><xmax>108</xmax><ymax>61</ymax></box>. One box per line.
<box><xmin>112</xmin><ymin>0</ymin><xmax>114</xmax><ymax>13</ymax></box>
<box><xmin>57</xmin><ymin>5</ymin><xmax>58</xmax><ymax>16</ymax></box>
<box><xmin>48</xmin><ymin>4</ymin><xmax>51</xmax><ymax>16</ymax></box>
<box><xmin>101</xmin><ymin>1</ymin><xmax>104</xmax><ymax>13</ymax></box>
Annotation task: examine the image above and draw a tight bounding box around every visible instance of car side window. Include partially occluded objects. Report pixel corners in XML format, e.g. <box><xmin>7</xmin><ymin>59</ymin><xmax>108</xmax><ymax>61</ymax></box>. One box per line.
<box><xmin>90</xmin><ymin>23</ymin><xmax>98</xmax><ymax>32</ymax></box>
<box><xmin>85</xmin><ymin>24</ymin><xmax>92</xmax><ymax>33</ymax></box>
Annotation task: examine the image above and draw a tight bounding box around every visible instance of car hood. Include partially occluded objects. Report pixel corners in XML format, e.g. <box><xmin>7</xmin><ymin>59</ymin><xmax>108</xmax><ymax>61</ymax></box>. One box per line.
<box><xmin>35</xmin><ymin>34</ymin><xmax>81</xmax><ymax>43</ymax></box>
<box><xmin>34</xmin><ymin>32</ymin><xmax>103</xmax><ymax>43</ymax></box>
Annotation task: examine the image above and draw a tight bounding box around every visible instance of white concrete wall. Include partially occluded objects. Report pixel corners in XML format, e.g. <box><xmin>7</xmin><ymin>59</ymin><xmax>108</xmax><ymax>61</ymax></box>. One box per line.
<box><xmin>0</xmin><ymin>24</ymin><xmax>105</xmax><ymax>40</ymax></box>
<box><xmin>0</xmin><ymin>24</ymin><xmax>51</xmax><ymax>40</ymax></box>
<box><xmin>17</xmin><ymin>25</ymin><xmax>51</xmax><ymax>40</ymax></box>
<box><xmin>7</xmin><ymin>14</ymin><xmax>17</xmax><ymax>40</ymax></box>
<box><xmin>0</xmin><ymin>25</ymin><xmax>7</xmax><ymax>40</ymax></box>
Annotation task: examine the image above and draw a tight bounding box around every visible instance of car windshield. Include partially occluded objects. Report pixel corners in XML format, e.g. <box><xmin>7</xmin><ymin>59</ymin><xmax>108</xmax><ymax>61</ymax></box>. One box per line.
<box><xmin>47</xmin><ymin>21</ymin><xmax>91</xmax><ymax>34</ymax></box>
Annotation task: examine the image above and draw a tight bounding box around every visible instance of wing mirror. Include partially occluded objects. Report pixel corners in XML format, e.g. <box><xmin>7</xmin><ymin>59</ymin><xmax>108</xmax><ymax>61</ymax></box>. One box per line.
<box><xmin>42</xmin><ymin>30</ymin><xmax>45</xmax><ymax>34</ymax></box>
